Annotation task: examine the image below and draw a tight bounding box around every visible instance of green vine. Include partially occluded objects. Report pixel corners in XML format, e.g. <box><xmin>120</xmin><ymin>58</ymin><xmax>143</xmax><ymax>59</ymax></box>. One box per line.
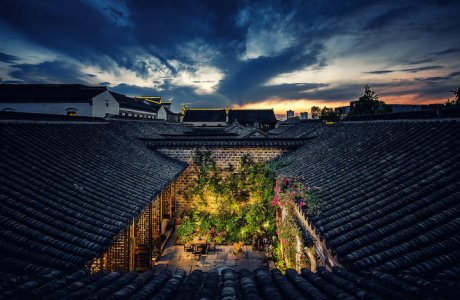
<box><xmin>177</xmin><ymin>150</ymin><xmax>277</xmax><ymax>245</ymax></box>
<box><xmin>272</xmin><ymin>175</ymin><xmax>322</xmax><ymax>272</ymax></box>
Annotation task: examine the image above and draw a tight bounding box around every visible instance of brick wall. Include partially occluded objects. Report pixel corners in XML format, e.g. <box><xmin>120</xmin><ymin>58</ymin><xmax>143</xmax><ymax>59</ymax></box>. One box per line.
<box><xmin>157</xmin><ymin>147</ymin><xmax>289</xmax><ymax>212</ymax></box>
<box><xmin>157</xmin><ymin>147</ymin><xmax>288</xmax><ymax>166</ymax></box>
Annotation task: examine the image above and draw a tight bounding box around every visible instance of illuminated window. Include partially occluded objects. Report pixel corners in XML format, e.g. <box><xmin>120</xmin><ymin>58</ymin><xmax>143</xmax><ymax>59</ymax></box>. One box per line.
<box><xmin>65</xmin><ymin>108</ymin><xmax>77</xmax><ymax>117</ymax></box>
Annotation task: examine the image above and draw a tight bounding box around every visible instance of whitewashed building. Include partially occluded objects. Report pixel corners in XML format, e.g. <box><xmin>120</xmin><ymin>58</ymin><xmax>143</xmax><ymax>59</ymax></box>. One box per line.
<box><xmin>110</xmin><ymin>92</ymin><xmax>158</xmax><ymax>119</ymax></box>
<box><xmin>0</xmin><ymin>84</ymin><xmax>118</xmax><ymax>117</ymax></box>
<box><xmin>157</xmin><ymin>105</ymin><xmax>179</xmax><ymax>122</ymax></box>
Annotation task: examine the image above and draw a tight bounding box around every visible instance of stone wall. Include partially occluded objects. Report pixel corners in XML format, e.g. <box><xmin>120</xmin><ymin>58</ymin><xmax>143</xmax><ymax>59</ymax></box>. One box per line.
<box><xmin>156</xmin><ymin>147</ymin><xmax>289</xmax><ymax>212</ymax></box>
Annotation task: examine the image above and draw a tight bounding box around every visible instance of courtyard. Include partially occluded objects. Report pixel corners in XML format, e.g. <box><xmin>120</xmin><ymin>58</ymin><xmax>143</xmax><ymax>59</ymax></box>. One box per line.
<box><xmin>154</xmin><ymin>233</ymin><xmax>271</xmax><ymax>274</ymax></box>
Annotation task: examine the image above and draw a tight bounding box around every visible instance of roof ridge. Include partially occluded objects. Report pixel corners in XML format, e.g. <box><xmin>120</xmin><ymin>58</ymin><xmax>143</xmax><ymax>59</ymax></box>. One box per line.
<box><xmin>342</xmin><ymin>118</ymin><xmax>460</xmax><ymax>124</ymax></box>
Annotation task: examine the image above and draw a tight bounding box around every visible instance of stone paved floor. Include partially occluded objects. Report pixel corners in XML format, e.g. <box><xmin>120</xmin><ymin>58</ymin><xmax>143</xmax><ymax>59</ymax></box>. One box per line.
<box><xmin>155</xmin><ymin>234</ymin><xmax>267</xmax><ymax>274</ymax></box>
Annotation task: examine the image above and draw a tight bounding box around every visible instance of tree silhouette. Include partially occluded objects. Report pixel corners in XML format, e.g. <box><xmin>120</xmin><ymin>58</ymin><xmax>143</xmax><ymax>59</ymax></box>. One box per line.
<box><xmin>311</xmin><ymin>106</ymin><xmax>321</xmax><ymax>119</ymax></box>
<box><xmin>446</xmin><ymin>87</ymin><xmax>460</xmax><ymax>106</ymax></box>
<box><xmin>319</xmin><ymin>106</ymin><xmax>340</xmax><ymax>122</ymax></box>
<box><xmin>349</xmin><ymin>85</ymin><xmax>389</xmax><ymax>115</ymax></box>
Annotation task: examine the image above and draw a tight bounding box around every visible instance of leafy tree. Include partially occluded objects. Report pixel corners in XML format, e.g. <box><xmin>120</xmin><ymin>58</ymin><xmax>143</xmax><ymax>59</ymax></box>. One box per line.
<box><xmin>349</xmin><ymin>84</ymin><xmax>390</xmax><ymax>115</ymax></box>
<box><xmin>446</xmin><ymin>87</ymin><xmax>460</xmax><ymax>106</ymax></box>
<box><xmin>311</xmin><ymin>106</ymin><xmax>321</xmax><ymax>119</ymax></box>
<box><xmin>319</xmin><ymin>106</ymin><xmax>340</xmax><ymax>122</ymax></box>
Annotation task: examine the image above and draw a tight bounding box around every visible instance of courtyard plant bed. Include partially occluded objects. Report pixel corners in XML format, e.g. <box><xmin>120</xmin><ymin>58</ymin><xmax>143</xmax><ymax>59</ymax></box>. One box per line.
<box><xmin>176</xmin><ymin>150</ymin><xmax>277</xmax><ymax>247</ymax></box>
<box><xmin>175</xmin><ymin>150</ymin><xmax>323</xmax><ymax>272</ymax></box>
<box><xmin>271</xmin><ymin>176</ymin><xmax>322</xmax><ymax>272</ymax></box>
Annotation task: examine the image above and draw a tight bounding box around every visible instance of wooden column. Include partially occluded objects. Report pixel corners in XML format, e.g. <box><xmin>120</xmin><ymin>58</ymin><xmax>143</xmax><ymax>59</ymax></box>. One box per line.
<box><xmin>169</xmin><ymin>185</ymin><xmax>173</xmax><ymax>218</ymax></box>
<box><xmin>151</xmin><ymin>197</ymin><xmax>161</xmax><ymax>261</ymax></box>
<box><xmin>149</xmin><ymin>202</ymin><xmax>153</xmax><ymax>268</ymax></box>
<box><xmin>129</xmin><ymin>219</ymin><xmax>135</xmax><ymax>271</ymax></box>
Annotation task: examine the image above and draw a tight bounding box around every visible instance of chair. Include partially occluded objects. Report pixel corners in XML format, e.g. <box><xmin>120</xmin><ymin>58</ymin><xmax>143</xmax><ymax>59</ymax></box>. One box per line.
<box><xmin>184</xmin><ymin>243</ymin><xmax>193</xmax><ymax>252</ymax></box>
<box><xmin>194</xmin><ymin>245</ymin><xmax>207</xmax><ymax>260</ymax></box>
<box><xmin>232</xmin><ymin>242</ymin><xmax>243</xmax><ymax>256</ymax></box>
<box><xmin>208</xmin><ymin>242</ymin><xmax>216</xmax><ymax>254</ymax></box>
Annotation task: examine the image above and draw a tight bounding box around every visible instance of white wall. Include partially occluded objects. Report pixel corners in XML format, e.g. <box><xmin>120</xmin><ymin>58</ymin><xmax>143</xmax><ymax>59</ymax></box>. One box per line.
<box><xmin>157</xmin><ymin>106</ymin><xmax>167</xmax><ymax>120</ymax></box>
<box><xmin>92</xmin><ymin>90</ymin><xmax>119</xmax><ymax>117</ymax></box>
<box><xmin>119</xmin><ymin>107</ymin><xmax>157</xmax><ymax>118</ymax></box>
<box><xmin>0</xmin><ymin>90</ymin><xmax>119</xmax><ymax>117</ymax></box>
<box><xmin>0</xmin><ymin>102</ymin><xmax>92</xmax><ymax>116</ymax></box>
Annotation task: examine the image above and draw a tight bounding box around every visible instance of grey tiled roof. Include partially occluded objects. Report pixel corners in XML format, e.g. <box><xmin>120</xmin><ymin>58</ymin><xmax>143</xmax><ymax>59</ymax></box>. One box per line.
<box><xmin>1</xmin><ymin>266</ymin><xmax>458</xmax><ymax>299</ymax></box>
<box><xmin>0</xmin><ymin>121</ymin><xmax>187</xmax><ymax>274</ymax></box>
<box><xmin>110</xmin><ymin>91</ymin><xmax>159</xmax><ymax>113</ymax></box>
<box><xmin>0</xmin><ymin>84</ymin><xmax>107</xmax><ymax>103</ymax></box>
<box><xmin>228</xmin><ymin>109</ymin><xmax>277</xmax><ymax>124</ymax></box>
<box><xmin>182</xmin><ymin>109</ymin><xmax>226</xmax><ymax>122</ymax></box>
<box><xmin>276</xmin><ymin>120</ymin><xmax>460</xmax><ymax>282</ymax></box>
<box><xmin>108</xmin><ymin>118</ymin><xmax>193</xmax><ymax>139</ymax></box>
<box><xmin>269</xmin><ymin>123</ymin><xmax>324</xmax><ymax>138</ymax></box>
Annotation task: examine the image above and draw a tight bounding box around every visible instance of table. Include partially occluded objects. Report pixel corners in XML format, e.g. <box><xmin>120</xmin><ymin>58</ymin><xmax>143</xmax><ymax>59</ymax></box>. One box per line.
<box><xmin>192</xmin><ymin>237</ymin><xmax>207</xmax><ymax>245</ymax></box>
<box><xmin>192</xmin><ymin>237</ymin><xmax>208</xmax><ymax>256</ymax></box>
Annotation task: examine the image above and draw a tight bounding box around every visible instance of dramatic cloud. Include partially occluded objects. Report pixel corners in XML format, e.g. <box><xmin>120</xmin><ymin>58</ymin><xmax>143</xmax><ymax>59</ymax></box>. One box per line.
<box><xmin>0</xmin><ymin>0</ymin><xmax>459</xmax><ymax>115</ymax></box>
<box><xmin>0</xmin><ymin>51</ymin><xmax>19</xmax><ymax>63</ymax></box>
<box><xmin>366</xmin><ymin>70</ymin><xmax>394</xmax><ymax>74</ymax></box>
<box><xmin>81</xmin><ymin>0</ymin><xmax>133</xmax><ymax>27</ymax></box>
<box><xmin>401</xmin><ymin>66</ymin><xmax>444</xmax><ymax>73</ymax></box>
<box><xmin>9</xmin><ymin>60</ymin><xmax>95</xmax><ymax>84</ymax></box>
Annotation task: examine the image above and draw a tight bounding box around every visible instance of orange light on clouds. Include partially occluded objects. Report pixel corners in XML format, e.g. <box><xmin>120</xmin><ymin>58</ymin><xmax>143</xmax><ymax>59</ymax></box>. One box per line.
<box><xmin>233</xmin><ymin>94</ymin><xmax>447</xmax><ymax>119</ymax></box>
<box><xmin>233</xmin><ymin>98</ymin><xmax>349</xmax><ymax>118</ymax></box>
<box><xmin>382</xmin><ymin>93</ymin><xmax>446</xmax><ymax>105</ymax></box>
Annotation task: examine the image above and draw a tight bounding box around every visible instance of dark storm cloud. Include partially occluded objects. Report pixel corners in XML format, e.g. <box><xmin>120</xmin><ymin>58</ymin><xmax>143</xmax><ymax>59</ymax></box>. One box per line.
<box><xmin>365</xmin><ymin>70</ymin><xmax>394</xmax><ymax>74</ymax></box>
<box><xmin>366</xmin><ymin>65</ymin><xmax>443</xmax><ymax>75</ymax></box>
<box><xmin>301</xmin><ymin>84</ymin><xmax>364</xmax><ymax>102</ymax></box>
<box><xmin>110</xmin><ymin>83</ymin><xmax>229</xmax><ymax>109</ymax></box>
<box><xmin>416</xmin><ymin>76</ymin><xmax>449</xmax><ymax>83</ymax></box>
<box><xmin>0</xmin><ymin>52</ymin><xmax>19</xmax><ymax>63</ymax></box>
<box><xmin>430</xmin><ymin>47</ymin><xmax>460</xmax><ymax>56</ymax></box>
<box><xmin>9</xmin><ymin>60</ymin><xmax>94</xmax><ymax>84</ymax></box>
<box><xmin>365</xmin><ymin>5</ymin><xmax>416</xmax><ymax>29</ymax></box>
<box><xmin>218</xmin><ymin>43</ymin><xmax>324</xmax><ymax>102</ymax></box>
<box><xmin>231</xmin><ymin>82</ymin><xmax>329</xmax><ymax>103</ymax></box>
<box><xmin>401</xmin><ymin>66</ymin><xmax>444</xmax><ymax>73</ymax></box>
<box><xmin>0</xmin><ymin>0</ymin><xmax>459</xmax><ymax>108</ymax></box>
<box><xmin>404</xmin><ymin>58</ymin><xmax>436</xmax><ymax>65</ymax></box>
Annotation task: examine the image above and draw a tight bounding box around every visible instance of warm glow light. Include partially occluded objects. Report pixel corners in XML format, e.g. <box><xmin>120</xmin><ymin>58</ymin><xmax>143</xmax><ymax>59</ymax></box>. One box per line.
<box><xmin>233</xmin><ymin>99</ymin><xmax>349</xmax><ymax>118</ymax></box>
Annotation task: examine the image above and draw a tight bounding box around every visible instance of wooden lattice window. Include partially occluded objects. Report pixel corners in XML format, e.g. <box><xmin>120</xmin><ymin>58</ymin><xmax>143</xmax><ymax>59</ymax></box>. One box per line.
<box><xmin>135</xmin><ymin>207</ymin><xmax>150</xmax><ymax>248</ymax></box>
<box><xmin>106</xmin><ymin>229</ymin><xmax>130</xmax><ymax>272</ymax></box>
<box><xmin>134</xmin><ymin>207</ymin><xmax>151</xmax><ymax>270</ymax></box>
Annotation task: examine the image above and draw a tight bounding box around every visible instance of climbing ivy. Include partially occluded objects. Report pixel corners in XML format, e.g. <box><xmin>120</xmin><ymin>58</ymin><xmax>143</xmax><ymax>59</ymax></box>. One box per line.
<box><xmin>177</xmin><ymin>150</ymin><xmax>277</xmax><ymax>245</ymax></box>
<box><xmin>272</xmin><ymin>176</ymin><xmax>322</xmax><ymax>272</ymax></box>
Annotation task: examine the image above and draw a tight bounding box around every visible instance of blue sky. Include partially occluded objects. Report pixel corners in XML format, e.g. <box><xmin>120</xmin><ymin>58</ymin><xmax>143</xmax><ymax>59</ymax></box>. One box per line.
<box><xmin>0</xmin><ymin>0</ymin><xmax>459</xmax><ymax>115</ymax></box>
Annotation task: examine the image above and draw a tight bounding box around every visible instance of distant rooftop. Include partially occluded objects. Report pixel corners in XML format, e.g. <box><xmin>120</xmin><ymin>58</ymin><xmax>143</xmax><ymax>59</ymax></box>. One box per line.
<box><xmin>344</xmin><ymin>106</ymin><xmax>460</xmax><ymax>121</ymax></box>
<box><xmin>182</xmin><ymin>109</ymin><xmax>226</xmax><ymax>122</ymax></box>
<box><xmin>110</xmin><ymin>91</ymin><xmax>159</xmax><ymax>113</ymax></box>
<box><xmin>135</xmin><ymin>96</ymin><xmax>171</xmax><ymax>104</ymax></box>
<box><xmin>182</xmin><ymin>108</ymin><xmax>277</xmax><ymax>124</ymax></box>
<box><xmin>0</xmin><ymin>84</ymin><xmax>107</xmax><ymax>103</ymax></box>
